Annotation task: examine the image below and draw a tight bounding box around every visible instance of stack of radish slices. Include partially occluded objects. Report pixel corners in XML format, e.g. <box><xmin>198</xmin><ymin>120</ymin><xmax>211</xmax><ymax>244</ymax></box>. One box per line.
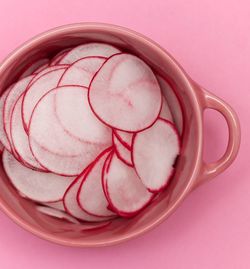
<box><xmin>0</xmin><ymin>43</ymin><xmax>181</xmax><ymax>226</ymax></box>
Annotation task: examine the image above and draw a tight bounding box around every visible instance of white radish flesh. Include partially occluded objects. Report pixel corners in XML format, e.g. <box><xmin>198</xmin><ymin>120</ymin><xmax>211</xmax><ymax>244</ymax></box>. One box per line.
<box><xmin>89</xmin><ymin>53</ymin><xmax>162</xmax><ymax>132</ymax></box>
<box><xmin>43</xmin><ymin>201</ymin><xmax>65</xmax><ymax>211</ymax></box>
<box><xmin>113</xmin><ymin>130</ymin><xmax>134</xmax><ymax>150</ymax></box>
<box><xmin>113</xmin><ymin>134</ymin><xmax>133</xmax><ymax>166</ymax></box>
<box><xmin>132</xmin><ymin>119</ymin><xmax>180</xmax><ymax>192</ymax></box>
<box><xmin>2</xmin><ymin>150</ymin><xmax>74</xmax><ymax>202</ymax></box>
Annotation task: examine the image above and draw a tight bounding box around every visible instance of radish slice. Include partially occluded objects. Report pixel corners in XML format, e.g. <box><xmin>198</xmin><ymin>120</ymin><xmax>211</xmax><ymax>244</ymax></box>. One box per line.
<box><xmin>22</xmin><ymin>68</ymin><xmax>66</xmax><ymax>130</ymax></box>
<box><xmin>78</xmin><ymin>148</ymin><xmax>115</xmax><ymax>217</ymax></box>
<box><xmin>43</xmin><ymin>201</ymin><xmax>65</xmax><ymax>211</ymax></box>
<box><xmin>0</xmin><ymin>87</ymin><xmax>13</xmax><ymax>152</ymax></box>
<box><xmin>64</xmin><ymin>167</ymin><xmax>109</xmax><ymax>222</ymax></box>
<box><xmin>160</xmin><ymin>95</ymin><xmax>173</xmax><ymax>122</ymax></box>
<box><xmin>54</xmin><ymin>85</ymin><xmax>111</xmax><ymax>143</ymax></box>
<box><xmin>113</xmin><ymin>134</ymin><xmax>133</xmax><ymax>166</ymax></box>
<box><xmin>20</xmin><ymin>58</ymin><xmax>50</xmax><ymax>79</ymax></box>
<box><xmin>132</xmin><ymin>119</ymin><xmax>180</xmax><ymax>192</ymax></box>
<box><xmin>36</xmin><ymin>206</ymin><xmax>79</xmax><ymax>224</ymax></box>
<box><xmin>60</xmin><ymin>43</ymin><xmax>121</xmax><ymax>64</ymax></box>
<box><xmin>29</xmin><ymin>86</ymin><xmax>111</xmax><ymax>176</ymax></box>
<box><xmin>50</xmin><ymin>49</ymin><xmax>71</xmax><ymax>66</ymax></box>
<box><xmin>102</xmin><ymin>152</ymin><xmax>153</xmax><ymax>217</ymax></box>
<box><xmin>2</xmin><ymin>150</ymin><xmax>74</xmax><ymax>202</ymax></box>
<box><xmin>58</xmin><ymin>56</ymin><xmax>106</xmax><ymax>87</ymax></box>
<box><xmin>10</xmin><ymin>95</ymin><xmax>46</xmax><ymax>170</ymax></box>
<box><xmin>89</xmin><ymin>53</ymin><xmax>162</xmax><ymax>132</ymax></box>
<box><xmin>29</xmin><ymin>65</ymin><xmax>68</xmax><ymax>86</ymax></box>
<box><xmin>33</xmin><ymin>62</ymin><xmax>50</xmax><ymax>74</ymax></box>
<box><xmin>156</xmin><ymin>75</ymin><xmax>183</xmax><ymax>135</ymax></box>
<box><xmin>4</xmin><ymin>76</ymin><xmax>34</xmax><ymax>149</ymax></box>
<box><xmin>113</xmin><ymin>130</ymin><xmax>134</xmax><ymax>150</ymax></box>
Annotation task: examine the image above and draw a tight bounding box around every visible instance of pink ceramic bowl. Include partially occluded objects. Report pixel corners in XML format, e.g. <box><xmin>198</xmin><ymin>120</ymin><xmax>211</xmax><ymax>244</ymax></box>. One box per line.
<box><xmin>0</xmin><ymin>23</ymin><xmax>241</xmax><ymax>247</ymax></box>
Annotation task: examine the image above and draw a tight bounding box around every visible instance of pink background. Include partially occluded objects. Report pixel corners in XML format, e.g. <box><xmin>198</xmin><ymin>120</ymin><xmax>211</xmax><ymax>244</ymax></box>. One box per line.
<box><xmin>0</xmin><ymin>0</ymin><xmax>249</xmax><ymax>268</ymax></box>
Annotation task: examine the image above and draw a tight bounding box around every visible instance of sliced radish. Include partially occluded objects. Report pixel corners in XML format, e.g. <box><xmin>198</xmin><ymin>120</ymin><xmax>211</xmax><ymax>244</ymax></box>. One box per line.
<box><xmin>102</xmin><ymin>152</ymin><xmax>153</xmax><ymax>217</ymax></box>
<box><xmin>156</xmin><ymin>75</ymin><xmax>183</xmax><ymax>135</ymax></box>
<box><xmin>160</xmin><ymin>95</ymin><xmax>173</xmax><ymax>122</ymax></box>
<box><xmin>89</xmin><ymin>53</ymin><xmax>162</xmax><ymax>132</ymax></box>
<box><xmin>132</xmin><ymin>118</ymin><xmax>180</xmax><ymax>192</ymax></box>
<box><xmin>22</xmin><ymin>68</ymin><xmax>66</xmax><ymax>130</ymax></box>
<box><xmin>29</xmin><ymin>86</ymin><xmax>111</xmax><ymax>176</ymax></box>
<box><xmin>50</xmin><ymin>48</ymin><xmax>71</xmax><ymax>66</ymax></box>
<box><xmin>20</xmin><ymin>58</ymin><xmax>49</xmax><ymax>79</ymax></box>
<box><xmin>33</xmin><ymin>62</ymin><xmax>50</xmax><ymax>74</ymax></box>
<box><xmin>78</xmin><ymin>148</ymin><xmax>115</xmax><ymax>217</ymax></box>
<box><xmin>113</xmin><ymin>130</ymin><xmax>134</xmax><ymax>150</ymax></box>
<box><xmin>0</xmin><ymin>86</ymin><xmax>13</xmax><ymax>152</ymax></box>
<box><xmin>4</xmin><ymin>76</ymin><xmax>34</xmax><ymax>150</ymax></box>
<box><xmin>54</xmin><ymin>85</ymin><xmax>111</xmax><ymax>143</ymax></box>
<box><xmin>10</xmin><ymin>94</ymin><xmax>46</xmax><ymax>170</ymax></box>
<box><xmin>64</xmin><ymin>167</ymin><xmax>110</xmax><ymax>222</ymax></box>
<box><xmin>36</xmin><ymin>206</ymin><xmax>79</xmax><ymax>224</ymax></box>
<box><xmin>2</xmin><ymin>150</ymin><xmax>74</xmax><ymax>202</ymax></box>
<box><xmin>113</xmin><ymin>133</ymin><xmax>133</xmax><ymax>166</ymax></box>
<box><xmin>58</xmin><ymin>56</ymin><xmax>106</xmax><ymax>87</ymax></box>
<box><xmin>60</xmin><ymin>43</ymin><xmax>121</xmax><ymax>64</ymax></box>
<box><xmin>43</xmin><ymin>201</ymin><xmax>65</xmax><ymax>211</ymax></box>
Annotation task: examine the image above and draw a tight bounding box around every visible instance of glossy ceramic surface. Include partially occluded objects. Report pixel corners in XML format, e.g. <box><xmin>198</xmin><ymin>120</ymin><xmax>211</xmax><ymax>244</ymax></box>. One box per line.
<box><xmin>0</xmin><ymin>23</ymin><xmax>240</xmax><ymax>247</ymax></box>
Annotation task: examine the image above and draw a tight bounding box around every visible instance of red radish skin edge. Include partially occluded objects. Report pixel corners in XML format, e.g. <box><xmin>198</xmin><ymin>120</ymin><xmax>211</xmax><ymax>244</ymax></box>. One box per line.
<box><xmin>76</xmin><ymin>147</ymin><xmax>115</xmax><ymax>218</ymax></box>
<box><xmin>113</xmin><ymin>129</ymin><xmax>134</xmax><ymax>150</ymax></box>
<box><xmin>102</xmin><ymin>151</ymin><xmax>155</xmax><ymax>218</ymax></box>
<box><xmin>132</xmin><ymin>118</ymin><xmax>181</xmax><ymax>193</ymax></box>
<box><xmin>88</xmin><ymin>53</ymin><xmax>163</xmax><ymax>133</ymax></box>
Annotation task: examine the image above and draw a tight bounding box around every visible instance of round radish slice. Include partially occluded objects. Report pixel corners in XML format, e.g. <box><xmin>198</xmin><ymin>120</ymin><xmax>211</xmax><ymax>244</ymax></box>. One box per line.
<box><xmin>102</xmin><ymin>152</ymin><xmax>153</xmax><ymax>217</ymax></box>
<box><xmin>113</xmin><ymin>134</ymin><xmax>133</xmax><ymax>166</ymax></box>
<box><xmin>29</xmin><ymin>86</ymin><xmax>111</xmax><ymax>176</ymax></box>
<box><xmin>0</xmin><ymin>86</ymin><xmax>13</xmax><ymax>152</ymax></box>
<box><xmin>54</xmin><ymin>85</ymin><xmax>111</xmax><ymax>143</ymax></box>
<box><xmin>20</xmin><ymin>58</ymin><xmax>49</xmax><ymax>79</ymax></box>
<box><xmin>10</xmin><ymin>95</ymin><xmax>46</xmax><ymax>171</ymax></box>
<box><xmin>89</xmin><ymin>53</ymin><xmax>162</xmax><ymax>132</ymax></box>
<box><xmin>29</xmin><ymin>65</ymin><xmax>68</xmax><ymax>86</ymax></box>
<box><xmin>64</xmin><ymin>168</ymin><xmax>109</xmax><ymax>222</ymax></box>
<box><xmin>22</xmin><ymin>68</ymin><xmax>66</xmax><ymax>130</ymax></box>
<box><xmin>36</xmin><ymin>206</ymin><xmax>79</xmax><ymax>224</ymax></box>
<box><xmin>113</xmin><ymin>130</ymin><xmax>134</xmax><ymax>150</ymax></box>
<box><xmin>60</xmin><ymin>43</ymin><xmax>121</xmax><ymax>64</ymax></box>
<box><xmin>4</xmin><ymin>76</ymin><xmax>34</xmax><ymax>148</ymax></box>
<box><xmin>43</xmin><ymin>201</ymin><xmax>65</xmax><ymax>211</ymax></box>
<box><xmin>50</xmin><ymin>48</ymin><xmax>71</xmax><ymax>66</ymax></box>
<box><xmin>157</xmin><ymin>75</ymin><xmax>183</xmax><ymax>135</ymax></box>
<box><xmin>160</xmin><ymin>95</ymin><xmax>173</xmax><ymax>122</ymax></box>
<box><xmin>78</xmin><ymin>148</ymin><xmax>115</xmax><ymax>217</ymax></box>
<box><xmin>58</xmin><ymin>56</ymin><xmax>106</xmax><ymax>87</ymax></box>
<box><xmin>2</xmin><ymin>150</ymin><xmax>74</xmax><ymax>202</ymax></box>
<box><xmin>132</xmin><ymin>119</ymin><xmax>180</xmax><ymax>192</ymax></box>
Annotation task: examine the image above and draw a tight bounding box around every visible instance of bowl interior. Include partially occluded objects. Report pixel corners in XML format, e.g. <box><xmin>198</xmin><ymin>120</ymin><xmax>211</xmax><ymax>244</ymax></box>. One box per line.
<box><xmin>0</xmin><ymin>24</ymin><xmax>201</xmax><ymax>246</ymax></box>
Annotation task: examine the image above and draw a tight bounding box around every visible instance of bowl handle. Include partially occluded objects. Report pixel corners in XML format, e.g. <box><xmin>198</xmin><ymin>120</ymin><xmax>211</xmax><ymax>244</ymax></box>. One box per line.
<box><xmin>193</xmin><ymin>87</ymin><xmax>241</xmax><ymax>189</ymax></box>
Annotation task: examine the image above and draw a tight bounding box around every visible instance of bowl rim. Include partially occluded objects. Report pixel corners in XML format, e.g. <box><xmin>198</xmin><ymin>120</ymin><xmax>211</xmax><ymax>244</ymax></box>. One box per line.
<box><xmin>0</xmin><ymin>22</ymin><xmax>203</xmax><ymax>247</ymax></box>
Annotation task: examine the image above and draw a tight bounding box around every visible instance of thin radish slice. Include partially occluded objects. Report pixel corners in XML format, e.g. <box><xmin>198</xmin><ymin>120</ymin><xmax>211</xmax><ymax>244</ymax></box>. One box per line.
<box><xmin>0</xmin><ymin>87</ymin><xmax>13</xmax><ymax>152</ymax></box>
<box><xmin>132</xmin><ymin>118</ymin><xmax>180</xmax><ymax>192</ymax></box>
<box><xmin>156</xmin><ymin>75</ymin><xmax>183</xmax><ymax>135</ymax></box>
<box><xmin>22</xmin><ymin>68</ymin><xmax>66</xmax><ymax>130</ymax></box>
<box><xmin>29</xmin><ymin>87</ymin><xmax>111</xmax><ymax>176</ymax></box>
<box><xmin>28</xmin><ymin>65</ymin><xmax>68</xmax><ymax>86</ymax></box>
<box><xmin>78</xmin><ymin>148</ymin><xmax>116</xmax><ymax>217</ymax></box>
<box><xmin>50</xmin><ymin>49</ymin><xmax>71</xmax><ymax>66</ymax></box>
<box><xmin>36</xmin><ymin>206</ymin><xmax>79</xmax><ymax>224</ymax></box>
<box><xmin>33</xmin><ymin>62</ymin><xmax>50</xmax><ymax>74</ymax></box>
<box><xmin>43</xmin><ymin>201</ymin><xmax>65</xmax><ymax>211</ymax></box>
<box><xmin>2</xmin><ymin>150</ymin><xmax>74</xmax><ymax>202</ymax></box>
<box><xmin>10</xmin><ymin>95</ymin><xmax>46</xmax><ymax>171</ymax></box>
<box><xmin>54</xmin><ymin>85</ymin><xmax>111</xmax><ymax>143</ymax></box>
<box><xmin>60</xmin><ymin>43</ymin><xmax>121</xmax><ymax>64</ymax></box>
<box><xmin>20</xmin><ymin>58</ymin><xmax>49</xmax><ymax>79</ymax></box>
<box><xmin>4</xmin><ymin>76</ymin><xmax>34</xmax><ymax>149</ymax></box>
<box><xmin>64</xmin><ymin>167</ymin><xmax>109</xmax><ymax>222</ymax></box>
<box><xmin>58</xmin><ymin>56</ymin><xmax>106</xmax><ymax>87</ymax></box>
<box><xmin>89</xmin><ymin>53</ymin><xmax>162</xmax><ymax>132</ymax></box>
<box><xmin>113</xmin><ymin>130</ymin><xmax>134</xmax><ymax>150</ymax></box>
<box><xmin>160</xmin><ymin>95</ymin><xmax>173</xmax><ymax>122</ymax></box>
<box><xmin>102</xmin><ymin>152</ymin><xmax>153</xmax><ymax>217</ymax></box>
<box><xmin>113</xmin><ymin>134</ymin><xmax>133</xmax><ymax>166</ymax></box>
